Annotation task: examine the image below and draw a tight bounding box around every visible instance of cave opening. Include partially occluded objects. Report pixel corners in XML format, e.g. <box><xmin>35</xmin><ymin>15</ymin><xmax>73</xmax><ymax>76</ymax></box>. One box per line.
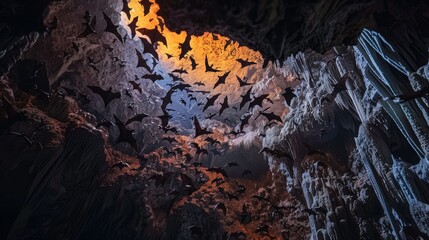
<box><xmin>1</xmin><ymin>0</ymin><xmax>429</xmax><ymax>239</ymax></box>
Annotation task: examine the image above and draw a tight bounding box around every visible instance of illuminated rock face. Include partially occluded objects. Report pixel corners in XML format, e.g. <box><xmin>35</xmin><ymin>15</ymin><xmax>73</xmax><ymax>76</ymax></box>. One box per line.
<box><xmin>1</xmin><ymin>0</ymin><xmax>429</xmax><ymax>239</ymax></box>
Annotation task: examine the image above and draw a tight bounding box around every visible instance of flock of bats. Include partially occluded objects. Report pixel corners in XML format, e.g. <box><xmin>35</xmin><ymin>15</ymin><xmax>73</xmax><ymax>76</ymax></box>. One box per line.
<box><xmin>62</xmin><ymin>0</ymin><xmax>429</xmax><ymax>162</ymax></box>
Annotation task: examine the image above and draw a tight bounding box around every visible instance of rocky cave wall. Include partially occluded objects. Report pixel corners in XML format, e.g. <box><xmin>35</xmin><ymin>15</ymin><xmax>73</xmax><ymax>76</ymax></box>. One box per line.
<box><xmin>1</xmin><ymin>0</ymin><xmax>429</xmax><ymax>239</ymax></box>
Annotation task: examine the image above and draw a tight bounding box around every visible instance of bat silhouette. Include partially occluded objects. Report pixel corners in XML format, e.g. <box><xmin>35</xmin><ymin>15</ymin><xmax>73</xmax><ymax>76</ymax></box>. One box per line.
<box><xmin>140</xmin><ymin>0</ymin><xmax>153</xmax><ymax>16</ymax></box>
<box><xmin>193</xmin><ymin>116</ymin><xmax>212</xmax><ymax>137</ymax></box>
<box><xmin>179</xmin><ymin>34</ymin><xmax>192</xmax><ymax>59</ymax></box>
<box><xmin>122</xmin><ymin>0</ymin><xmax>131</xmax><ymax>19</ymax></box>
<box><xmin>282</xmin><ymin>87</ymin><xmax>296</xmax><ymax>106</ymax></box>
<box><xmin>139</xmin><ymin>37</ymin><xmax>159</xmax><ymax>60</ymax></box>
<box><xmin>218</xmin><ymin>96</ymin><xmax>229</xmax><ymax>116</ymax></box>
<box><xmin>87</xmin><ymin>86</ymin><xmax>121</xmax><ymax>107</ymax></box>
<box><xmin>203</xmin><ymin>93</ymin><xmax>221</xmax><ymax>111</ymax></box>
<box><xmin>165</xmin><ymin>53</ymin><xmax>173</xmax><ymax>59</ymax></box>
<box><xmin>248</xmin><ymin>94</ymin><xmax>269</xmax><ymax>110</ymax></box>
<box><xmin>213</xmin><ymin>71</ymin><xmax>230</xmax><ymax>89</ymax></box>
<box><xmin>190</xmin><ymin>56</ymin><xmax>198</xmax><ymax>70</ymax></box>
<box><xmin>172</xmin><ymin>68</ymin><xmax>188</xmax><ymax>74</ymax></box>
<box><xmin>129</xmin><ymin>80</ymin><xmax>142</xmax><ymax>93</ymax></box>
<box><xmin>205</xmin><ymin>55</ymin><xmax>221</xmax><ymax>72</ymax></box>
<box><xmin>125</xmin><ymin>113</ymin><xmax>148</xmax><ymax>125</ymax></box>
<box><xmin>128</xmin><ymin>17</ymin><xmax>138</xmax><ymax>38</ymax></box>
<box><xmin>240</xmin><ymin>87</ymin><xmax>253</xmax><ymax>109</ymax></box>
<box><xmin>239</xmin><ymin>114</ymin><xmax>251</xmax><ymax>131</ymax></box>
<box><xmin>114</xmin><ymin>115</ymin><xmax>137</xmax><ymax>150</ymax></box>
<box><xmin>207</xmin><ymin>167</ymin><xmax>229</xmax><ymax>178</ymax></box>
<box><xmin>256</xmin><ymin>111</ymin><xmax>282</xmax><ymax>123</ymax></box>
<box><xmin>135</xmin><ymin>49</ymin><xmax>152</xmax><ymax>72</ymax></box>
<box><xmin>137</xmin><ymin>27</ymin><xmax>167</xmax><ymax>47</ymax></box>
<box><xmin>142</xmin><ymin>73</ymin><xmax>163</xmax><ymax>83</ymax></box>
<box><xmin>236</xmin><ymin>58</ymin><xmax>256</xmax><ymax>68</ymax></box>
<box><xmin>103</xmin><ymin>12</ymin><xmax>123</xmax><ymax>43</ymax></box>
<box><xmin>236</xmin><ymin>75</ymin><xmax>251</xmax><ymax>87</ymax></box>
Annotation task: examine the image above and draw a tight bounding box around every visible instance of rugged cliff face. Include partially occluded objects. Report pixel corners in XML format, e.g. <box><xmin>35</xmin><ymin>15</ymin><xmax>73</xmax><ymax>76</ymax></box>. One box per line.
<box><xmin>1</xmin><ymin>0</ymin><xmax>429</xmax><ymax>239</ymax></box>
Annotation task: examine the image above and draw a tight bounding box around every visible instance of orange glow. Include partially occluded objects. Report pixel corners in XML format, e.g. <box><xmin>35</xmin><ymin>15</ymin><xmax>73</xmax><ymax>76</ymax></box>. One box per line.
<box><xmin>124</xmin><ymin>0</ymin><xmax>264</xmax><ymax>103</ymax></box>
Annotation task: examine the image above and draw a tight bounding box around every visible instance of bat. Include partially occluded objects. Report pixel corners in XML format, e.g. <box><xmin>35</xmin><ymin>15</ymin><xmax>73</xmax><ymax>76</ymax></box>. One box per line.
<box><xmin>257</xmin><ymin>111</ymin><xmax>283</xmax><ymax>123</ymax></box>
<box><xmin>128</xmin><ymin>17</ymin><xmax>138</xmax><ymax>38</ymax></box>
<box><xmin>203</xmin><ymin>93</ymin><xmax>221</xmax><ymax>111</ymax></box>
<box><xmin>236</xmin><ymin>58</ymin><xmax>256</xmax><ymax>68</ymax></box>
<box><xmin>129</xmin><ymin>80</ymin><xmax>142</xmax><ymax>93</ymax></box>
<box><xmin>135</xmin><ymin>49</ymin><xmax>152</xmax><ymax>72</ymax></box>
<box><xmin>218</xmin><ymin>96</ymin><xmax>229</xmax><ymax>116</ymax></box>
<box><xmin>190</xmin><ymin>56</ymin><xmax>198</xmax><ymax>70</ymax></box>
<box><xmin>205</xmin><ymin>55</ymin><xmax>221</xmax><ymax>72</ymax></box>
<box><xmin>125</xmin><ymin>113</ymin><xmax>148</xmax><ymax>125</ymax></box>
<box><xmin>282</xmin><ymin>87</ymin><xmax>296</xmax><ymax>106</ymax></box>
<box><xmin>114</xmin><ymin>115</ymin><xmax>137</xmax><ymax>150</ymax></box>
<box><xmin>87</xmin><ymin>86</ymin><xmax>121</xmax><ymax>107</ymax></box>
<box><xmin>142</xmin><ymin>73</ymin><xmax>163</xmax><ymax>83</ymax></box>
<box><xmin>239</xmin><ymin>114</ymin><xmax>251</xmax><ymax>131</ymax></box>
<box><xmin>213</xmin><ymin>71</ymin><xmax>230</xmax><ymax>89</ymax></box>
<box><xmin>137</xmin><ymin>27</ymin><xmax>167</xmax><ymax>47</ymax></box>
<box><xmin>248</xmin><ymin>94</ymin><xmax>269</xmax><ymax>110</ymax></box>
<box><xmin>179</xmin><ymin>34</ymin><xmax>192</xmax><ymax>59</ymax></box>
<box><xmin>172</xmin><ymin>68</ymin><xmax>188</xmax><ymax>74</ymax></box>
<box><xmin>193</xmin><ymin>116</ymin><xmax>212</xmax><ymax>137</ymax></box>
<box><xmin>140</xmin><ymin>0</ymin><xmax>153</xmax><ymax>16</ymax></box>
<box><xmin>207</xmin><ymin>167</ymin><xmax>229</xmax><ymax>178</ymax></box>
<box><xmin>236</xmin><ymin>75</ymin><xmax>251</xmax><ymax>87</ymax></box>
<box><xmin>240</xmin><ymin>87</ymin><xmax>253</xmax><ymax>109</ymax></box>
<box><xmin>139</xmin><ymin>37</ymin><xmax>159</xmax><ymax>60</ymax></box>
<box><xmin>122</xmin><ymin>0</ymin><xmax>131</xmax><ymax>19</ymax></box>
<box><xmin>103</xmin><ymin>12</ymin><xmax>123</xmax><ymax>43</ymax></box>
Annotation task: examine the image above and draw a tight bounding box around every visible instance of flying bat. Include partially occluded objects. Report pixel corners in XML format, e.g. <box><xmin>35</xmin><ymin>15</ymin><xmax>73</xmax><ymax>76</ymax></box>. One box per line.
<box><xmin>87</xmin><ymin>86</ymin><xmax>121</xmax><ymax>107</ymax></box>
<box><xmin>135</xmin><ymin>49</ymin><xmax>152</xmax><ymax>72</ymax></box>
<box><xmin>236</xmin><ymin>75</ymin><xmax>251</xmax><ymax>87</ymax></box>
<box><xmin>129</xmin><ymin>80</ymin><xmax>142</xmax><ymax>93</ymax></box>
<box><xmin>128</xmin><ymin>17</ymin><xmax>138</xmax><ymax>38</ymax></box>
<box><xmin>142</xmin><ymin>73</ymin><xmax>163</xmax><ymax>83</ymax></box>
<box><xmin>179</xmin><ymin>34</ymin><xmax>192</xmax><ymax>59</ymax></box>
<box><xmin>172</xmin><ymin>68</ymin><xmax>188</xmax><ymax>74</ymax></box>
<box><xmin>137</xmin><ymin>27</ymin><xmax>167</xmax><ymax>47</ymax></box>
<box><xmin>257</xmin><ymin>111</ymin><xmax>283</xmax><ymax>123</ymax></box>
<box><xmin>282</xmin><ymin>87</ymin><xmax>296</xmax><ymax>106</ymax></box>
<box><xmin>111</xmin><ymin>161</ymin><xmax>130</xmax><ymax>170</ymax></box>
<box><xmin>205</xmin><ymin>55</ymin><xmax>221</xmax><ymax>72</ymax></box>
<box><xmin>139</xmin><ymin>37</ymin><xmax>159</xmax><ymax>60</ymax></box>
<box><xmin>203</xmin><ymin>93</ymin><xmax>221</xmax><ymax>111</ymax></box>
<box><xmin>248</xmin><ymin>94</ymin><xmax>269</xmax><ymax>110</ymax></box>
<box><xmin>213</xmin><ymin>71</ymin><xmax>230</xmax><ymax>89</ymax></box>
<box><xmin>190</xmin><ymin>56</ymin><xmax>198</xmax><ymax>70</ymax></box>
<box><xmin>140</xmin><ymin>0</ymin><xmax>153</xmax><ymax>16</ymax></box>
<box><xmin>207</xmin><ymin>167</ymin><xmax>229</xmax><ymax>178</ymax></box>
<box><xmin>125</xmin><ymin>113</ymin><xmax>148</xmax><ymax>125</ymax></box>
<box><xmin>193</xmin><ymin>116</ymin><xmax>212</xmax><ymax>137</ymax></box>
<box><xmin>236</xmin><ymin>58</ymin><xmax>256</xmax><ymax>68</ymax></box>
<box><xmin>218</xmin><ymin>96</ymin><xmax>229</xmax><ymax>116</ymax></box>
<box><xmin>114</xmin><ymin>115</ymin><xmax>137</xmax><ymax>150</ymax></box>
<box><xmin>240</xmin><ymin>87</ymin><xmax>253</xmax><ymax>109</ymax></box>
<box><xmin>103</xmin><ymin>12</ymin><xmax>123</xmax><ymax>43</ymax></box>
<box><xmin>122</xmin><ymin>0</ymin><xmax>131</xmax><ymax>19</ymax></box>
